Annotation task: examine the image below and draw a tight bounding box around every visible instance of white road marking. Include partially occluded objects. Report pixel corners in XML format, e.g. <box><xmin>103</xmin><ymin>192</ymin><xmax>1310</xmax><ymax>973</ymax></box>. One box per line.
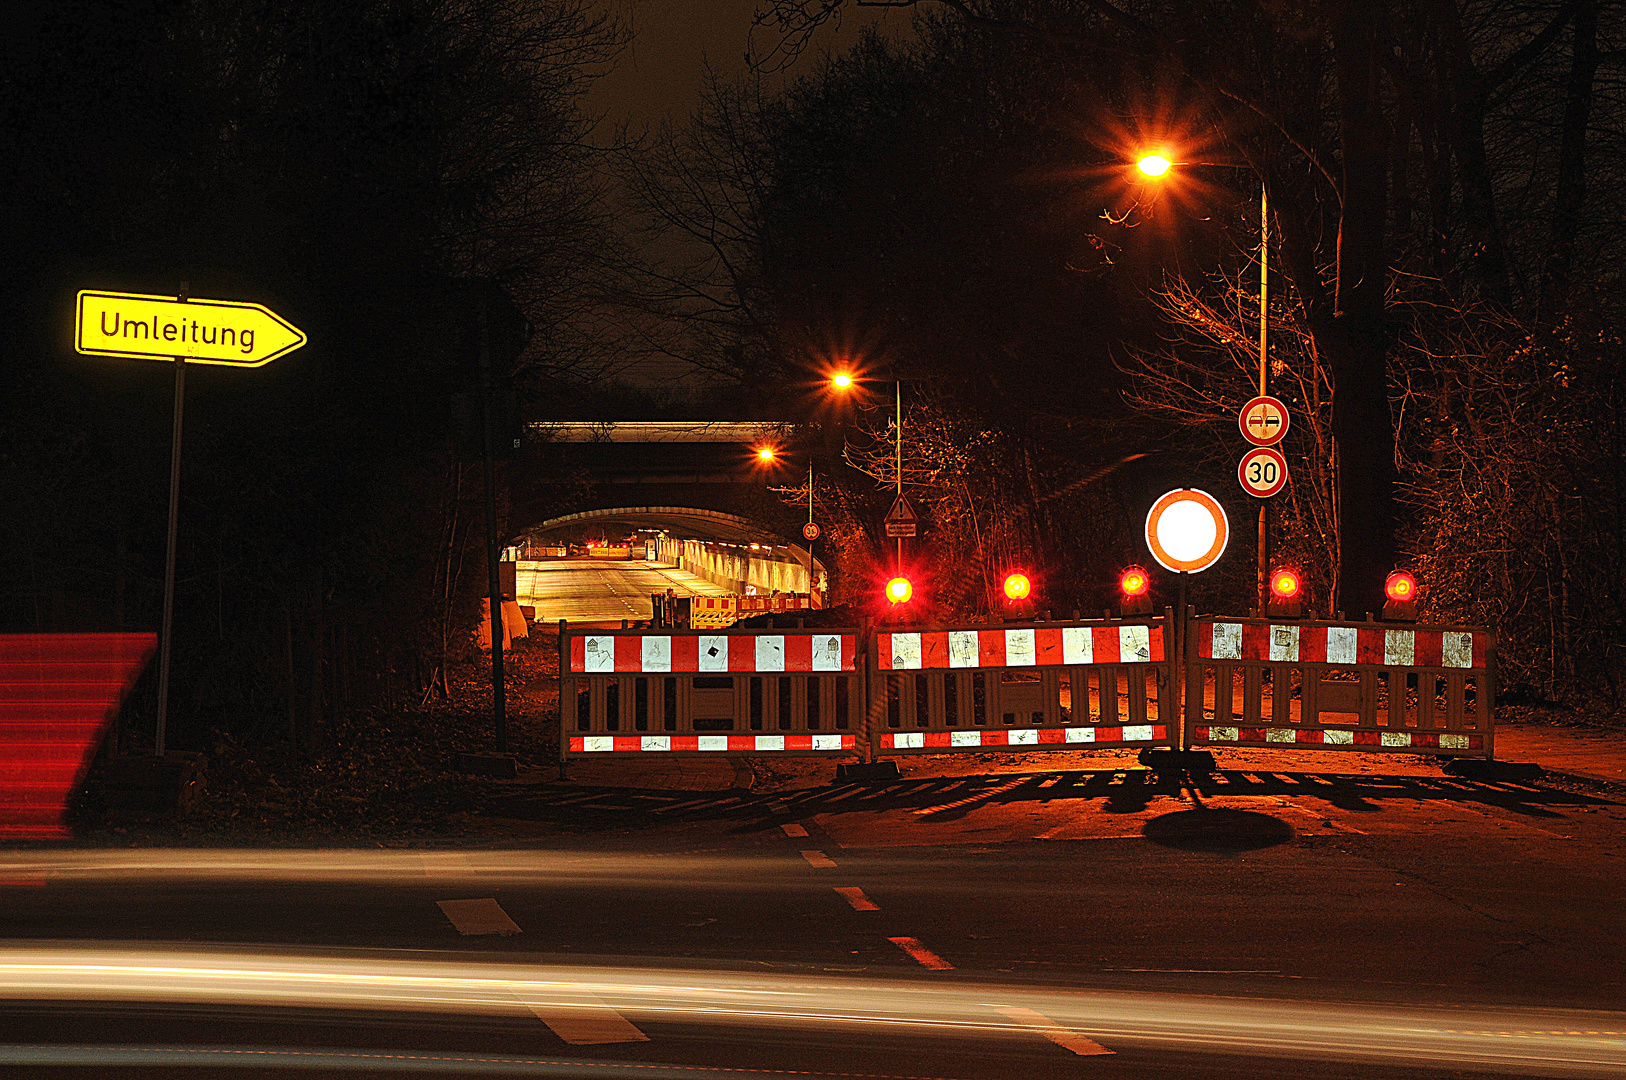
<box><xmin>780</xmin><ymin>823</ymin><xmax>809</xmax><ymax>837</ymax></box>
<box><xmin>520</xmin><ymin>993</ymin><xmax>649</xmax><ymax>1045</ymax></box>
<box><xmin>833</xmin><ymin>887</ymin><xmax>879</xmax><ymax>911</ymax></box>
<box><xmin>889</xmin><ymin>936</ymin><xmax>953</xmax><ymax>970</ymax></box>
<box><xmin>437</xmin><ymin>898</ymin><xmax>522</xmax><ymax>936</ymax></box>
<box><xmin>994</xmin><ymin>1005</ymin><xmax>1114</xmax><ymax>1056</ymax></box>
<box><xmin>800</xmin><ymin>850</ymin><xmax>838</xmax><ymax>868</ymax></box>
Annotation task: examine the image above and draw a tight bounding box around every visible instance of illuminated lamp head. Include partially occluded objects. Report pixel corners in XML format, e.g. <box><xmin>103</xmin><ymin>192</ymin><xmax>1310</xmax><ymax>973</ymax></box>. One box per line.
<box><xmin>1119</xmin><ymin>566</ymin><xmax>1150</xmax><ymax>597</ymax></box>
<box><xmin>755</xmin><ymin>446</ymin><xmax>776</xmax><ymax>462</ymax></box>
<box><xmin>1002</xmin><ymin>572</ymin><xmax>1031</xmax><ymax>602</ymax></box>
<box><xmin>1270</xmin><ymin>568</ymin><xmax>1302</xmax><ymax>599</ymax></box>
<box><xmin>830</xmin><ymin>373</ymin><xmax>854</xmax><ymax>390</ymax></box>
<box><xmin>1136</xmin><ymin>154</ymin><xmax>1172</xmax><ymax>178</ymax></box>
<box><xmin>1385</xmin><ymin>570</ymin><xmax>1417</xmax><ymax>603</ymax></box>
<box><xmin>885</xmin><ymin>577</ymin><xmax>913</xmax><ymax>605</ymax></box>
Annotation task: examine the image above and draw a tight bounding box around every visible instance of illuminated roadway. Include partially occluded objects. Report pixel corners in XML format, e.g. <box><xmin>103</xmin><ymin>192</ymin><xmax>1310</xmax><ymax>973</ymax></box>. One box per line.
<box><xmin>516</xmin><ymin>558</ymin><xmax>728</xmax><ymax>626</ymax></box>
<box><xmin>0</xmin><ymin>770</ymin><xmax>1622</xmax><ymax>1077</ymax></box>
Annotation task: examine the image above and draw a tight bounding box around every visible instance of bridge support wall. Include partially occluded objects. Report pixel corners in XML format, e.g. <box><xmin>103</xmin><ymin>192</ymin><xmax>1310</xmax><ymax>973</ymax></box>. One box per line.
<box><xmin>655</xmin><ymin>538</ymin><xmax>812</xmax><ymax>597</ymax></box>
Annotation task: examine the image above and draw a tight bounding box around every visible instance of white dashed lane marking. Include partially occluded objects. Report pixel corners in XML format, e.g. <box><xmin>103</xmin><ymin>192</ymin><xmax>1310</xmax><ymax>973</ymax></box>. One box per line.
<box><xmin>889</xmin><ymin>936</ymin><xmax>953</xmax><ymax>970</ymax></box>
<box><xmin>520</xmin><ymin>994</ymin><xmax>649</xmax><ymax>1045</ymax></box>
<box><xmin>780</xmin><ymin>823</ymin><xmax>809</xmax><ymax>837</ymax></box>
<box><xmin>833</xmin><ymin>887</ymin><xmax>879</xmax><ymax>911</ymax></box>
<box><xmin>994</xmin><ymin>1005</ymin><xmax>1114</xmax><ymax>1056</ymax></box>
<box><xmin>800</xmin><ymin>850</ymin><xmax>838</xmax><ymax>869</ymax></box>
<box><xmin>436</xmin><ymin>899</ymin><xmax>521</xmax><ymax>936</ymax></box>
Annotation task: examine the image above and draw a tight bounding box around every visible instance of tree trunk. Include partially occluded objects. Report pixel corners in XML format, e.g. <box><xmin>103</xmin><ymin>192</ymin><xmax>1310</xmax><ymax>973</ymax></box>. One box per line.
<box><xmin>1543</xmin><ymin>0</ymin><xmax>1599</xmax><ymax>307</ymax></box>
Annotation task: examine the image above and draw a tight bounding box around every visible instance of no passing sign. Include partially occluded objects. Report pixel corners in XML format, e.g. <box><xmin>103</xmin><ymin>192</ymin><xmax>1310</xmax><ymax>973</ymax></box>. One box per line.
<box><xmin>1239</xmin><ymin>396</ymin><xmax>1290</xmax><ymax>446</ymax></box>
<box><xmin>1238</xmin><ymin>446</ymin><xmax>1289</xmax><ymax>498</ymax></box>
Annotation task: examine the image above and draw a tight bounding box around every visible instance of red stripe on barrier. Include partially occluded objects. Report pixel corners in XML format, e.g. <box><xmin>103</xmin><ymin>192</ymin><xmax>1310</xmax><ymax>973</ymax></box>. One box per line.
<box><xmin>1038</xmin><ymin>727</ymin><xmax>1064</xmax><ymax>743</ymax></box>
<box><xmin>1413</xmin><ymin>733</ymin><xmax>1439</xmax><ymax>748</ymax></box>
<box><xmin>787</xmin><ymin>734</ymin><xmax>813</xmax><ymax>750</ymax></box>
<box><xmin>1197</xmin><ymin>623</ymin><xmax>1215</xmax><ymax>659</ymax></box>
<box><xmin>671</xmin><ymin>636</ymin><xmax>699</xmax><ymax>671</ymax></box>
<box><xmin>981</xmin><ymin>729</ymin><xmax>1008</xmax><ymax>745</ymax></box>
<box><xmin>922</xmin><ymin>632</ymin><xmax>949</xmax><ymax>669</ymax></box>
<box><xmin>1035</xmin><ymin>628</ymin><xmax>1063</xmax><ymax>665</ymax></box>
<box><xmin>614</xmin><ymin>637</ymin><xmax>642</xmax><ymax>672</ymax></box>
<box><xmin>785</xmin><ymin>635</ymin><xmax>812</xmax><ymax>671</ymax></box>
<box><xmin>673</xmin><ymin>736</ymin><xmax>699</xmax><ymax>751</ymax></box>
<box><xmin>1095</xmin><ymin>726</ymin><xmax>1123</xmax><ymax>742</ymax></box>
<box><xmin>1468</xmin><ymin>735</ymin><xmax>1483</xmax><ymax>749</ymax></box>
<box><xmin>1353</xmin><ymin>730</ymin><xmax>1382</xmax><ymax>745</ymax></box>
<box><xmin>725</xmin><ymin>736</ymin><xmax>751</xmax><ymax>750</ymax></box>
<box><xmin>1240</xmin><ymin>727</ymin><xmax>1266</xmax><ymax>743</ymax></box>
<box><xmin>727</xmin><ymin>638</ymin><xmax>755</xmax><ymax>671</ymax></box>
<box><xmin>1300</xmin><ymin>626</ymin><xmax>1327</xmax><ymax>663</ymax></box>
<box><xmin>569</xmin><ymin>637</ymin><xmax>585</xmax><ymax>671</ymax></box>
<box><xmin>1091</xmin><ymin>626</ymin><xmax>1120</xmax><ymax>664</ymax></box>
<box><xmin>1472</xmin><ymin>632</ymin><xmax>1490</xmax><ymax>669</ymax></box>
<box><xmin>841</xmin><ymin>634</ymin><xmax>856</xmax><ymax>671</ymax></box>
<box><xmin>569</xmin><ymin>737</ymin><xmax>584</xmax><ymax>752</ymax></box>
<box><xmin>614</xmin><ymin>736</ymin><xmax>641</xmax><ymax>751</ymax></box>
<box><xmin>1148</xmin><ymin>626</ymin><xmax>1166</xmax><ymax>662</ymax></box>
<box><xmin>876</xmin><ymin>634</ymin><xmax>893</xmax><ymax>671</ymax></box>
<box><xmin>1414</xmin><ymin>630</ymin><xmax>1443</xmax><ymax>668</ymax></box>
<box><xmin>1356</xmin><ymin>628</ymin><xmax>1384</xmax><ymax>666</ymax></box>
<box><xmin>1241</xmin><ymin>622</ymin><xmax>1270</xmax><ymax>661</ymax></box>
<box><xmin>924</xmin><ymin>731</ymin><xmax>950</xmax><ymax>747</ymax></box>
<box><xmin>1295</xmin><ymin>729</ymin><xmax>1323</xmax><ymax>744</ymax></box>
<box><xmin>1152</xmin><ymin>725</ymin><xmax>1168</xmax><ymax>740</ymax></box>
<box><xmin>979</xmin><ymin>631</ymin><xmax>1006</xmax><ymax>668</ymax></box>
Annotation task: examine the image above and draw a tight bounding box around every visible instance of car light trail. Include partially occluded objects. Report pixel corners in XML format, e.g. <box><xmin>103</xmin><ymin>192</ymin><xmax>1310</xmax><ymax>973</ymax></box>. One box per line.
<box><xmin>0</xmin><ymin>945</ymin><xmax>1617</xmax><ymax>1076</ymax></box>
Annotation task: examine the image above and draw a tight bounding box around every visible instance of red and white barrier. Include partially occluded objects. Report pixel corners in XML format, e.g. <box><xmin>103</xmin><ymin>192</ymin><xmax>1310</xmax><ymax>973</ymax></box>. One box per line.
<box><xmin>1196</xmin><ymin>622</ymin><xmax>1487</xmax><ymax>668</ymax></box>
<box><xmin>569</xmin><ymin>633</ymin><xmax>857</xmax><ymax>673</ymax></box>
<box><xmin>880</xmin><ymin>724</ymin><xmax>1167</xmax><ymax>750</ymax></box>
<box><xmin>570</xmin><ymin>733</ymin><xmax>855</xmax><ymax>753</ymax></box>
<box><xmin>877</xmin><ymin>624</ymin><xmax>1163</xmax><ymax>670</ymax></box>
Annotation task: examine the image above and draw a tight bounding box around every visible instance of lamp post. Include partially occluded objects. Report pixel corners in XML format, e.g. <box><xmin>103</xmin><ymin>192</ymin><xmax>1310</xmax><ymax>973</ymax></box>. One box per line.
<box><xmin>826</xmin><ymin>371</ymin><xmax>906</xmax><ymax>575</ymax></box>
<box><xmin>1137</xmin><ymin>153</ymin><xmax>1272</xmax><ymax>612</ymax></box>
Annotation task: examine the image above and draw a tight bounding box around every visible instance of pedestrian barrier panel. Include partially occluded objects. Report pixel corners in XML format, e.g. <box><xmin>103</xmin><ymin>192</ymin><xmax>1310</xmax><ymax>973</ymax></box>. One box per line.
<box><xmin>560</xmin><ymin>625</ymin><xmax>863</xmax><ymax>756</ymax></box>
<box><xmin>870</xmin><ymin>614</ymin><xmax>1176</xmax><ymax>755</ymax></box>
<box><xmin>686</xmin><ymin>593</ymin><xmax>819</xmax><ymax>629</ymax></box>
<box><xmin>1184</xmin><ymin>616</ymin><xmax>1493</xmax><ymax>757</ymax></box>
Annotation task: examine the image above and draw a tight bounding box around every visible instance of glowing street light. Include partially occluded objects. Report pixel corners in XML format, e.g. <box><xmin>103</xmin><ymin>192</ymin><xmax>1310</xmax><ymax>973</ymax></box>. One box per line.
<box><xmin>830</xmin><ymin>372</ymin><xmax>854</xmax><ymax>390</ymax></box>
<box><xmin>1136</xmin><ymin>154</ymin><xmax>1172</xmax><ymax>177</ymax></box>
<box><xmin>755</xmin><ymin>446</ymin><xmax>777</xmax><ymax>463</ymax></box>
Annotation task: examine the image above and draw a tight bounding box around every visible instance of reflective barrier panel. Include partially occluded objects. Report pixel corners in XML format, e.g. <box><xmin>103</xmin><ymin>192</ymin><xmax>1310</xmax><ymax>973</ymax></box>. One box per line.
<box><xmin>870</xmin><ymin>615</ymin><xmax>1175</xmax><ymax>755</ymax></box>
<box><xmin>561</xmin><ymin>627</ymin><xmax>862</xmax><ymax>756</ymax></box>
<box><xmin>1184</xmin><ymin>617</ymin><xmax>1493</xmax><ymax>757</ymax></box>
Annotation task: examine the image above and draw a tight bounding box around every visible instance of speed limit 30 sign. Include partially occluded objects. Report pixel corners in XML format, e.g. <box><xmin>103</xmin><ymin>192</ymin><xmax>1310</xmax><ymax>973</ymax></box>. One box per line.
<box><xmin>1238</xmin><ymin>446</ymin><xmax>1288</xmax><ymax>498</ymax></box>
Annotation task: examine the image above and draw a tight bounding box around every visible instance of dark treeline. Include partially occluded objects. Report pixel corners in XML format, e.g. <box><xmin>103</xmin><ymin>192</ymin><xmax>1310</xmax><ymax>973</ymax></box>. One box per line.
<box><xmin>0</xmin><ymin>0</ymin><xmax>621</xmax><ymax>751</ymax></box>
<box><xmin>625</xmin><ymin>0</ymin><xmax>1624</xmax><ymax>706</ymax></box>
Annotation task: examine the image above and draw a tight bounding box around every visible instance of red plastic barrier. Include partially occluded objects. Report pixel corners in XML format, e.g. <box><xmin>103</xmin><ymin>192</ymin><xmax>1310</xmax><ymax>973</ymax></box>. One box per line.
<box><xmin>0</xmin><ymin>634</ymin><xmax>156</xmax><ymax>838</ymax></box>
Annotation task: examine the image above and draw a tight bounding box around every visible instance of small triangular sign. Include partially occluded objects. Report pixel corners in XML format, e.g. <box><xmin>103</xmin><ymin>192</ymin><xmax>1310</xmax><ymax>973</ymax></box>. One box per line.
<box><xmin>885</xmin><ymin>495</ymin><xmax>918</xmax><ymax>523</ymax></box>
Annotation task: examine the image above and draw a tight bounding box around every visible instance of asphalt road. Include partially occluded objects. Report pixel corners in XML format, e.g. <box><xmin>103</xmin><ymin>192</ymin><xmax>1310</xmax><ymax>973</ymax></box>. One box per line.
<box><xmin>1</xmin><ymin>766</ymin><xmax>1624</xmax><ymax>1077</ymax></box>
<box><xmin>516</xmin><ymin>559</ymin><xmax>727</xmax><ymax>626</ymax></box>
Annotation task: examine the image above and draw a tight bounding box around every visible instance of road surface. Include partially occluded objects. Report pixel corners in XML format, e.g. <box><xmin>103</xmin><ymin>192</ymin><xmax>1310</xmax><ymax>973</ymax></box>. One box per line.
<box><xmin>517</xmin><ymin>558</ymin><xmax>727</xmax><ymax>625</ymax></box>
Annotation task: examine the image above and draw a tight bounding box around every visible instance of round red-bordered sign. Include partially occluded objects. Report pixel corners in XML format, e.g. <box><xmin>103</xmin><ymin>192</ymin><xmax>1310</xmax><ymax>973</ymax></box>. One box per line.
<box><xmin>1239</xmin><ymin>395</ymin><xmax>1290</xmax><ymax>446</ymax></box>
<box><xmin>802</xmin><ymin>522</ymin><xmax>820</xmax><ymax>541</ymax></box>
<box><xmin>1238</xmin><ymin>446</ymin><xmax>1289</xmax><ymax>498</ymax></box>
<box><xmin>1145</xmin><ymin>489</ymin><xmax>1229</xmax><ymax>573</ymax></box>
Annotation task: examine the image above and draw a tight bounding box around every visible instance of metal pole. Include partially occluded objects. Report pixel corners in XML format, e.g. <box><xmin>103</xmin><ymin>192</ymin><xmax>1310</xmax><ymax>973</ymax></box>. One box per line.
<box><xmin>154</xmin><ymin>282</ymin><xmax>189</xmax><ymax>756</ymax></box>
<box><xmin>895</xmin><ymin>380</ymin><xmax>903</xmax><ymax>573</ymax></box>
<box><xmin>1176</xmin><ymin>573</ymin><xmax>1189</xmax><ymax>749</ymax></box>
<box><xmin>1257</xmin><ymin>183</ymin><xmax>1270</xmax><ymax>614</ymax></box>
<box><xmin>477</xmin><ymin>298</ymin><xmax>507</xmax><ymax>755</ymax></box>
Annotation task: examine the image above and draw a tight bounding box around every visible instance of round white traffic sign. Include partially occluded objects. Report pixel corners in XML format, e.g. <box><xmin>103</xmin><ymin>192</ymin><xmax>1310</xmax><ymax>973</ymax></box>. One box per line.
<box><xmin>1238</xmin><ymin>446</ymin><xmax>1288</xmax><ymax>498</ymax></box>
<box><xmin>1145</xmin><ymin>489</ymin><xmax>1229</xmax><ymax>573</ymax></box>
<box><xmin>802</xmin><ymin>522</ymin><xmax>821</xmax><ymax>541</ymax></box>
<box><xmin>1239</xmin><ymin>395</ymin><xmax>1290</xmax><ymax>446</ymax></box>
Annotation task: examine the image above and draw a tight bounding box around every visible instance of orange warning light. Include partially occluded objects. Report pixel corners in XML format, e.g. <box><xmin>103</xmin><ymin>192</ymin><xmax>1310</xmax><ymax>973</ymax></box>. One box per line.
<box><xmin>1119</xmin><ymin>566</ymin><xmax>1150</xmax><ymax>597</ymax></box>
<box><xmin>885</xmin><ymin>577</ymin><xmax>913</xmax><ymax>604</ymax></box>
<box><xmin>1002</xmin><ymin>572</ymin><xmax>1031</xmax><ymax>602</ymax></box>
<box><xmin>1385</xmin><ymin>571</ymin><xmax>1417</xmax><ymax>602</ymax></box>
<box><xmin>1270</xmin><ymin>568</ymin><xmax>1302</xmax><ymax>599</ymax></box>
<box><xmin>755</xmin><ymin>446</ymin><xmax>776</xmax><ymax>462</ymax></box>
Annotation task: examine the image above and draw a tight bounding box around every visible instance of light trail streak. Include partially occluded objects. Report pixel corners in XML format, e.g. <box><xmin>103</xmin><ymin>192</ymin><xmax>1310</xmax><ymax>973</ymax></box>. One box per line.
<box><xmin>0</xmin><ymin>945</ymin><xmax>1617</xmax><ymax>1076</ymax></box>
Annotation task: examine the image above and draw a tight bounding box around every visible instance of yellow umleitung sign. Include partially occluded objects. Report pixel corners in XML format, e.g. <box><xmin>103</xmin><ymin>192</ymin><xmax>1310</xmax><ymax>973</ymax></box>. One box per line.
<box><xmin>75</xmin><ymin>290</ymin><xmax>306</xmax><ymax>367</ymax></box>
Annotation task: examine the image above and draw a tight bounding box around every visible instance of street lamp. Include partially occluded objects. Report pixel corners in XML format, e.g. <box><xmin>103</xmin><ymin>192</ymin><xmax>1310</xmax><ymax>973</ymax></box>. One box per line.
<box><xmin>1136</xmin><ymin>149</ymin><xmax>1273</xmax><ymax>611</ymax></box>
<box><xmin>828</xmin><ymin>371</ymin><xmax>908</xmax><ymax>576</ymax></box>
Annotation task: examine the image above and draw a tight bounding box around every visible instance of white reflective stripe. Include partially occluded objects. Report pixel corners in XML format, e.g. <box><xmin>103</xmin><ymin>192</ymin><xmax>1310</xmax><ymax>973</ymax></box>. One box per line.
<box><xmin>1385</xmin><ymin>630</ymin><xmax>1415</xmax><ymax>667</ymax></box>
<box><xmin>1266</xmin><ymin>728</ymin><xmax>1296</xmax><ymax>743</ymax></box>
<box><xmin>1440</xmin><ymin>733</ymin><xmax>1470</xmax><ymax>750</ymax></box>
<box><xmin>1211</xmin><ymin>623</ymin><xmax>1242</xmax><ymax>660</ymax></box>
<box><xmin>812</xmin><ymin>634</ymin><xmax>843</xmax><ymax>671</ymax></box>
<box><xmin>1065</xmin><ymin>727</ymin><xmax>1095</xmax><ymax>743</ymax></box>
<box><xmin>583</xmin><ymin>736</ymin><xmax>614</xmax><ymax>752</ymax></box>
<box><xmin>949</xmin><ymin>630</ymin><xmax>980</xmax><ymax>668</ymax></box>
<box><xmin>1380</xmin><ymin>731</ymin><xmax>1411</xmax><ymax>747</ymax></box>
<box><xmin>1269</xmin><ymin>624</ymin><xmax>1300</xmax><ymax>662</ymax></box>
<box><xmin>1122</xmin><ymin>724</ymin><xmax>1154</xmax><ymax>741</ymax></box>
<box><xmin>641</xmin><ymin>636</ymin><xmax>671</xmax><ymax>672</ymax></box>
<box><xmin>951</xmin><ymin>730</ymin><xmax>981</xmax><ymax>747</ymax></box>
<box><xmin>583</xmin><ymin>636</ymin><xmax>615</xmax><ymax>673</ymax></box>
<box><xmin>1442</xmin><ymin>632</ymin><xmax>1474</xmax><ymax>669</ymax></box>
<box><xmin>1322</xmin><ymin>729</ymin><xmax>1354</xmax><ymax>745</ymax></box>
<box><xmin>697</xmin><ymin>735</ymin><xmax>729</xmax><ymax>751</ymax></box>
<box><xmin>697</xmin><ymin>636</ymin><xmax>728</xmax><ymax>672</ymax></box>
<box><xmin>1209</xmin><ymin>726</ymin><xmax>1239</xmax><ymax>742</ymax></box>
<box><xmin>1118</xmin><ymin>624</ymin><xmax>1151</xmax><ymax>663</ymax></box>
<box><xmin>1062</xmin><ymin>627</ymin><xmax>1093</xmax><ymax>665</ymax></box>
<box><xmin>756</xmin><ymin>635</ymin><xmax>785</xmax><ymax>672</ymax></box>
<box><xmin>891</xmin><ymin>633</ymin><xmax>922</xmax><ymax>669</ymax></box>
<box><xmin>811</xmin><ymin>734</ymin><xmax>844</xmax><ymax>751</ymax></box>
<box><xmin>1005</xmin><ymin>628</ymin><xmax>1036</xmax><ymax>666</ymax></box>
<box><xmin>1009</xmin><ymin>728</ymin><xmax>1038</xmax><ymax>745</ymax></box>
<box><xmin>894</xmin><ymin>732</ymin><xmax>924</xmax><ymax>749</ymax></box>
<box><xmin>1327</xmin><ymin>626</ymin><xmax>1358</xmax><ymax>665</ymax></box>
<box><xmin>755</xmin><ymin>735</ymin><xmax>785</xmax><ymax>751</ymax></box>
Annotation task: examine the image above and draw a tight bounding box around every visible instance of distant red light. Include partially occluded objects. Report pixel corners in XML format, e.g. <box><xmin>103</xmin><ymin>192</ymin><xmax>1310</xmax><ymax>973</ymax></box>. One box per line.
<box><xmin>1119</xmin><ymin>567</ymin><xmax>1149</xmax><ymax>597</ymax></box>
<box><xmin>1385</xmin><ymin>571</ymin><xmax>1417</xmax><ymax>602</ymax></box>
<box><xmin>1270</xmin><ymin>568</ymin><xmax>1301</xmax><ymax>599</ymax></box>
<box><xmin>1002</xmin><ymin>572</ymin><xmax>1031</xmax><ymax>601</ymax></box>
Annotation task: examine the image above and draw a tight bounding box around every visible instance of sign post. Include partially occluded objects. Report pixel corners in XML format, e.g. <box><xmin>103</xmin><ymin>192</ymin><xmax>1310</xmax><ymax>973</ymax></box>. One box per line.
<box><xmin>1238</xmin><ymin>394</ymin><xmax>1289</xmax><ymax>614</ymax></box>
<box><xmin>1145</xmin><ymin>488</ymin><xmax>1230</xmax><ymax>755</ymax></box>
<box><xmin>76</xmin><ymin>288</ymin><xmax>306</xmax><ymax>754</ymax></box>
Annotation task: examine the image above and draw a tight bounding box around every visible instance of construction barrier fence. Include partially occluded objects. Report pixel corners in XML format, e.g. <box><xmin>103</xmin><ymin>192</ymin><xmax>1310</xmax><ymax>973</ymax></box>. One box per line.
<box><xmin>1184</xmin><ymin>616</ymin><xmax>1494</xmax><ymax>757</ymax></box>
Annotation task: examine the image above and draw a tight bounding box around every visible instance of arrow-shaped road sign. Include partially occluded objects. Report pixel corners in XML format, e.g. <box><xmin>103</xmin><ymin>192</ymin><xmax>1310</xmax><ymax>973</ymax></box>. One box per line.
<box><xmin>75</xmin><ymin>290</ymin><xmax>306</xmax><ymax>367</ymax></box>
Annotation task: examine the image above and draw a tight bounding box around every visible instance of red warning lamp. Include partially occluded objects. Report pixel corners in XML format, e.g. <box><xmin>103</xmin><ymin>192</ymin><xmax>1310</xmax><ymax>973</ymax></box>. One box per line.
<box><xmin>1118</xmin><ymin>565</ymin><xmax>1152</xmax><ymax>616</ymax></box>
<box><xmin>1383</xmin><ymin>570</ymin><xmax>1418</xmax><ymax>622</ymax></box>
<box><xmin>885</xmin><ymin>577</ymin><xmax>913</xmax><ymax>605</ymax></box>
<box><xmin>1002</xmin><ymin>572</ymin><xmax>1032</xmax><ymax>603</ymax></box>
<box><xmin>1267</xmin><ymin>567</ymin><xmax>1303</xmax><ymax>619</ymax></box>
